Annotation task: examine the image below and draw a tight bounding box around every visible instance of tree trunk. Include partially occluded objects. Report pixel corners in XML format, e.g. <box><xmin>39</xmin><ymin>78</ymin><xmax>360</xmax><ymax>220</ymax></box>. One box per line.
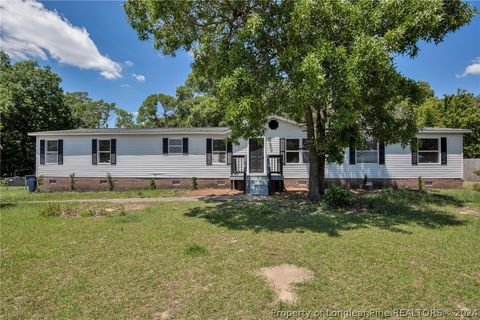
<box><xmin>304</xmin><ymin>108</ymin><xmax>321</xmax><ymax>201</ymax></box>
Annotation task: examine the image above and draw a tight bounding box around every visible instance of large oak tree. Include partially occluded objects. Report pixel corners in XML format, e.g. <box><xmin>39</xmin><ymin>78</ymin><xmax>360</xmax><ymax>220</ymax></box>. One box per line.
<box><xmin>125</xmin><ymin>0</ymin><xmax>475</xmax><ymax>200</ymax></box>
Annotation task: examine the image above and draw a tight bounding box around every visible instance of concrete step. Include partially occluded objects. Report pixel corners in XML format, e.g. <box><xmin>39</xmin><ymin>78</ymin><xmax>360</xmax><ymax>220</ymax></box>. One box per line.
<box><xmin>246</xmin><ymin>175</ymin><xmax>269</xmax><ymax>196</ymax></box>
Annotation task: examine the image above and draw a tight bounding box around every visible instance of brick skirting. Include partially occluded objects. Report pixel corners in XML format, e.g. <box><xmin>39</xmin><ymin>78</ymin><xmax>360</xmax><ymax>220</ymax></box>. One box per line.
<box><xmin>284</xmin><ymin>178</ymin><xmax>463</xmax><ymax>190</ymax></box>
<box><xmin>37</xmin><ymin>177</ymin><xmax>231</xmax><ymax>192</ymax></box>
<box><xmin>36</xmin><ymin>176</ymin><xmax>463</xmax><ymax>192</ymax></box>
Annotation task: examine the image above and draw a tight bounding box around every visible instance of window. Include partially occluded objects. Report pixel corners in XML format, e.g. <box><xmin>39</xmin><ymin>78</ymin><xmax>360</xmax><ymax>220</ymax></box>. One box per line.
<box><xmin>212</xmin><ymin>139</ymin><xmax>226</xmax><ymax>164</ymax></box>
<box><xmin>46</xmin><ymin>140</ymin><xmax>58</xmax><ymax>164</ymax></box>
<box><xmin>268</xmin><ymin>119</ymin><xmax>279</xmax><ymax>130</ymax></box>
<box><xmin>356</xmin><ymin>139</ymin><xmax>378</xmax><ymax>163</ymax></box>
<box><xmin>98</xmin><ymin>139</ymin><xmax>111</xmax><ymax>164</ymax></box>
<box><xmin>286</xmin><ymin>139</ymin><xmax>300</xmax><ymax>163</ymax></box>
<box><xmin>168</xmin><ymin>138</ymin><xmax>183</xmax><ymax>154</ymax></box>
<box><xmin>418</xmin><ymin>138</ymin><xmax>439</xmax><ymax>164</ymax></box>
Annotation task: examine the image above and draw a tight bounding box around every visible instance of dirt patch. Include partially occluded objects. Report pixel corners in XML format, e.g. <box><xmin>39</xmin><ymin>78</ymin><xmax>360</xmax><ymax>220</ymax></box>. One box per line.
<box><xmin>186</xmin><ymin>188</ymin><xmax>241</xmax><ymax>197</ymax></box>
<box><xmin>50</xmin><ymin>203</ymin><xmax>151</xmax><ymax>217</ymax></box>
<box><xmin>258</xmin><ymin>264</ymin><xmax>313</xmax><ymax>304</ymax></box>
<box><xmin>459</xmin><ymin>207</ymin><xmax>480</xmax><ymax>217</ymax></box>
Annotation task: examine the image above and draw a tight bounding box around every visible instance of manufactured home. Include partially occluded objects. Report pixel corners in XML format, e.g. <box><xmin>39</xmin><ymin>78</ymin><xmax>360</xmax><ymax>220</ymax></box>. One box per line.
<box><xmin>28</xmin><ymin>116</ymin><xmax>470</xmax><ymax>194</ymax></box>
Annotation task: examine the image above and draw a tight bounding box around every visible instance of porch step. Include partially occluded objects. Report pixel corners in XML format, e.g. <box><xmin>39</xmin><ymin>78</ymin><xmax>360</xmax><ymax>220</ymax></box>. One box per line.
<box><xmin>246</xmin><ymin>175</ymin><xmax>269</xmax><ymax>196</ymax></box>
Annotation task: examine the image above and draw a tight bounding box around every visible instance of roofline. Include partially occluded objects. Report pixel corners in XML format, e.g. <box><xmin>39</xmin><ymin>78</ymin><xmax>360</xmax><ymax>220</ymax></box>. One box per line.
<box><xmin>28</xmin><ymin>129</ymin><xmax>231</xmax><ymax>137</ymax></box>
<box><xmin>419</xmin><ymin>128</ymin><xmax>471</xmax><ymax>134</ymax></box>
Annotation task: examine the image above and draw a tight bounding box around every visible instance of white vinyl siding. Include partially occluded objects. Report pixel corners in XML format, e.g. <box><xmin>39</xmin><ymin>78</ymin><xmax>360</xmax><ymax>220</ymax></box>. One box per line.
<box><xmin>34</xmin><ymin>118</ymin><xmax>465</xmax><ymax>180</ymax></box>
<box><xmin>36</xmin><ymin>135</ymin><xmax>230</xmax><ymax>178</ymax></box>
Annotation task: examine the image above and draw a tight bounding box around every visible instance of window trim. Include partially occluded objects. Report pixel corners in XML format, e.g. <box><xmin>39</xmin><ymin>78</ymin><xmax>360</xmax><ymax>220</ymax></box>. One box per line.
<box><xmin>212</xmin><ymin>138</ymin><xmax>227</xmax><ymax>164</ymax></box>
<box><xmin>98</xmin><ymin>139</ymin><xmax>111</xmax><ymax>165</ymax></box>
<box><xmin>417</xmin><ymin>138</ymin><xmax>440</xmax><ymax>164</ymax></box>
<box><xmin>356</xmin><ymin>140</ymin><xmax>379</xmax><ymax>164</ymax></box>
<box><xmin>45</xmin><ymin>139</ymin><xmax>58</xmax><ymax>164</ymax></box>
<box><xmin>286</xmin><ymin>138</ymin><xmax>303</xmax><ymax>164</ymax></box>
<box><xmin>168</xmin><ymin>138</ymin><xmax>183</xmax><ymax>155</ymax></box>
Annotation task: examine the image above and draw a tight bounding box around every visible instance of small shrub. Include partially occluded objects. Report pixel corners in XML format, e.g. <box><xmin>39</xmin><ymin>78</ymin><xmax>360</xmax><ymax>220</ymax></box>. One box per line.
<box><xmin>149</xmin><ymin>178</ymin><xmax>156</xmax><ymax>190</ymax></box>
<box><xmin>184</xmin><ymin>243</ymin><xmax>208</xmax><ymax>256</ymax></box>
<box><xmin>474</xmin><ymin>169</ymin><xmax>480</xmax><ymax>177</ymax></box>
<box><xmin>41</xmin><ymin>203</ymin><xmax>62</xmax><ymax>217</ymax></box>
<box><xmin>418</xmin><ymin>176</ymin><xmax>424</xmax><ymax>191</ymax></box>
<box><xmin>363</xmin><ymin>174</ymin><xmax>368</xmax><ymax>189</ymax></box>
<box><xmin>191</xmin><ymin>176</ymin><xmax>198</xmax><ymax>190</ymax></box>
<box><xmin>323</xmin><ymin>184</ymin><xmax>355</xmax><ymax>207</ymax></box>
<box><xmin>36</xmin><ymin>175</ymin><xmax>44</xmax><ymax>192</ymax></box>
<box><xmin>79</xmin><ymin>209</ymin><xmax>94</xmax><ymax>217</ymax></box>
<box><xmin>106</xmin><ymin>173</ymin><xmax>114</xmax><ymax>191</ymax></box>
<box><xmin>69</xmin><ymin>173</ymin><xmax>76</xmax><ymax>191</ymax></box>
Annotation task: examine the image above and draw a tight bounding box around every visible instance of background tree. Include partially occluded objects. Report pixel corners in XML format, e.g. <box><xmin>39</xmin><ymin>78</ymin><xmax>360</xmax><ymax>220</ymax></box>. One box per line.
<box><xmin>125</xmin><ymin>0</ymin><xmax>475</xmax><ymax>200</ymax></box>
<box><xmin>64</xmin><ymin>91</ymin><xmax>116</xmax><ymax>128</ymax></box>
<box><xmin>416</xmin><ymin>86</ymin><xmax>480</xmax><ymax>158</ymax></box>
<box><xmin>114</xmin><ymin>108</ymin><xmax>136</xmax><ymax>128</ymax></box>
<box><xmin>136</xmin><ymin>93</ymin><xmax>176</xmax><ymax>128</ymax></box>
<box><xmin>0</xmin><ymin>51</ymin><xmax>73</xmax><ymax>176</ymax></box>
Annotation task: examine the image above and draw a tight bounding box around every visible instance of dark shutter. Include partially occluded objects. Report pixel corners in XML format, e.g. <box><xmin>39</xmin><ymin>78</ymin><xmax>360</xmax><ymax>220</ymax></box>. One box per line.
<box><xmin>58</xmin><ymin>139</ymin><xmax>63</xmax><ymax>165</ymax></box>
<box><xmin>349</xmin><ymin>145</ymin><xmax>356</xmax><ymax>165</ymax></box>
<box><xmin>206</xmin><ymin>138</ymin><xmax>212</xmax><ymax>165</ymax></box>
<box><xmin>163</xmin><ymin>138</ymin><xmax>168</xmax><ymax>155</ymax></box>
<box><xmin>441</xmin><ymin>137</ymin><xmax>447</xmax><ymax>165</ymax></box>
<box><xmin>411</xmin><ymin>138</ymin><xmax>418</xmax><ymax>165</ymax></box>
<box><xmin>280</xmin><ymin>138</ymin><xmax>286</xmax><ymax>164</ymax></box>
<box><xmin>302</xmin><ymin>138</ymin><xmax>309</xmax><ymax>163</ymax></box>
<box><xmin>92</xmin><ymin>139</ymin><xmax>97</xmax><ymax>165</ymax></box>
<box><xmin>379</xmin><ymin>141</ymin><xmax>385</xmax><ymax>165</ymax></box>
<box><xmin>226</xmin><ymin>141</ymin><xmax>232</xmax><ymax>165</ymax></box>
<box><xmin>183</xmin><ymin>138</ymin><xmax>189</xmax><ymax>155</ymax></box>
<box><xmin>40</xmin><ymin>139</ymin><xmax>45</xmax><ymax>165</ymax></box>
<box><xmin>111</xmin><ymin>139</ymin><xmax>117</xmax><ymax>165</ymax></box>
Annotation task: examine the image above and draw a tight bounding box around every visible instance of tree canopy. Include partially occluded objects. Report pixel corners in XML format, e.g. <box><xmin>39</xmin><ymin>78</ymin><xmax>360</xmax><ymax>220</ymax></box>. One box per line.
<box><xmin>1</xmin><ymin>52</ymin><xmax>73</xmax><ymax>176</ymax></box>
<box><xmin>416</xmin><ymin>85</ymin><xmax>480</xmax><ymax>158</ymax></box>
<box><xmin>125</xmin><ymin>0</ymin><xmax>476</xmax><ymax>200</ymax></box>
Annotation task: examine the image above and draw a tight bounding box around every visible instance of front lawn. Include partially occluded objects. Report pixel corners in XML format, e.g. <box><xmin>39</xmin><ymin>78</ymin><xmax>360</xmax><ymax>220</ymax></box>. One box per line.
<box><xmin>1</xmin><ymin>188</ymin><xmax>479</xmax><ymax>319</ymax></box>
<box><xmin>0</xmin><ymin>185</ymin><xmax>185</xmax><ymax>202</ymax></box>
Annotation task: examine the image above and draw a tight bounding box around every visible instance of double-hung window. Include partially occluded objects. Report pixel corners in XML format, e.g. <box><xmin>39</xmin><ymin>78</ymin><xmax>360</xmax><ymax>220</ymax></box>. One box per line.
<box><xmin>418</xmin><ymin>138</ymin><xmax>439</xmax><ymax>163</ymax></box>
<box><xmin>168</xmin><ymin>138</ymin><xmax>183</xmax><ymax>154</ymax></box>
<box><xmin>212</xmin><ymin>139</ymin><xmax>226</xmax><ymax>164</ymax></box>
<box><xmin>356</xmin><ymin>139</ymin><xmax>378</xmax><ymax>163</ymax></box>
<box><xmin>285</xmin><ymin>139</ymin><xmax>309</xmax><ymax>164</ymax></box>
<box><xmin>46</xmin><ymin>140</ymin><xmax>58</xmax><ymax>164</ymax></box>
<box><xmin>98</xmin><ymin>139</ymin><xmax>111</xmax><ymax>164</ymax></box>
<box><xmin>286</xmin><ymin>139</ymin><xmax>300</xmax><ymax>164</ymax></box>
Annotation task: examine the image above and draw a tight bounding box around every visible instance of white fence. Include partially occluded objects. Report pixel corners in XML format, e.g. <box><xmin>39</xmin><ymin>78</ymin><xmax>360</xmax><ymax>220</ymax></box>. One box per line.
<box><xmin>464</xmin><ymin>159</ymin><xmax>480</xmax><ymax>182</ymax></box>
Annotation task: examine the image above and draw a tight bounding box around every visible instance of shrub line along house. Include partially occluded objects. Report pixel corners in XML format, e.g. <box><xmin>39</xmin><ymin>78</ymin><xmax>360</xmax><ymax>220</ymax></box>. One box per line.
<box><xmin>28</xmin><ymin>116</ymin><xmax>470</xmax><ymax>195</ymax></box>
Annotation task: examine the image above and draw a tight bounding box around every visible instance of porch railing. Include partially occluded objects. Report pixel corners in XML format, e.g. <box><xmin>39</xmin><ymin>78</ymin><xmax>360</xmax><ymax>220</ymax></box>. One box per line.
<box><xmin>231</xmin><ymin>155</ymin><xmax>245</xmax><ymax>175</ymax></box>
<box><xmin>268</xmin><ymin>155</ymin><xmax>283</xmax><ymax>175</ymax></box>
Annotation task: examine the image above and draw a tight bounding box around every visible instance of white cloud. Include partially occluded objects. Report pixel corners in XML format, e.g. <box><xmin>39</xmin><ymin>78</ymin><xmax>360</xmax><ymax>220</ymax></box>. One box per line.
<box><xmin>132</xmin><ymin>73</ymin><xmax>146</xmax><ymax>82</ymax></box>
<box><xmin>0</xmin><ymin>0</ymin><xmax>121</xmax><ymax>79</ymax></box>
<box><xmin>120</xmin><ymin>84</ymin><xmax>131</xmax><ymax>88</ymax></box>
<box><xmin>124</xmin><ymin>60</ymin><xmax>134</xmax><ymax>67</ymax></box>
<box><xmin>456</xmin><ymin>57</ymin><xmax>480</xmax><ymax>78</ymax></box>
<box><xmin>131</xmin><ymin>111</ymin><xmax>139</xmax><ymax>117</ymax></box>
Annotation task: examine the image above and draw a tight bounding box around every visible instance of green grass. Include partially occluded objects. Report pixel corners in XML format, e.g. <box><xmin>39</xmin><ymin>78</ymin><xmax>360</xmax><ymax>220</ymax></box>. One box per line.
<box><xmin>0</xmin><ymin>185</ymin><xmax>185</xmax><ymax>202</ymax></box>
<box><xmin>1</xmin><ymin>188</ymin><xmax>479</xmax><ymax>319</ymax></box>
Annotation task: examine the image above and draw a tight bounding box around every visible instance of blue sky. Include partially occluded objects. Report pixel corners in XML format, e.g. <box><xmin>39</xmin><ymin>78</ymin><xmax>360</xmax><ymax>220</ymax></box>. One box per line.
<box><xmin>1</xmin><ymin>0</ymin><xmax>479</xmax><ymax>120</ymax></box>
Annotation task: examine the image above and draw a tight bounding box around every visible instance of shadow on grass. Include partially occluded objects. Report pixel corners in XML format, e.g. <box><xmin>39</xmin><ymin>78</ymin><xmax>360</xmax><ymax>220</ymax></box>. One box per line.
<box><xmin>185</xmin><ymin>189</ymin><xmax>466</xmax><ymax>237</ymax></box>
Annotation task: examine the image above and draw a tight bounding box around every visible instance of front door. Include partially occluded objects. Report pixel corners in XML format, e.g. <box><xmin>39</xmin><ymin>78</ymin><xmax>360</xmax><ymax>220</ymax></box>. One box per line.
<box><xmin>249</xmin><ymin>138</ymin><xmax>264</xmax><ymax>173</ymax></box>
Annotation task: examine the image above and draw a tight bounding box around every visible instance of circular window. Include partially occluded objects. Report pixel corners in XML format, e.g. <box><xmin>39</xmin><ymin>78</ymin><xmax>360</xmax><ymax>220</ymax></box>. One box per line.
<box><xmin>268</xmin><ymin>119</ymin><xmax>279</xmax><ymax>130</ymax></box>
